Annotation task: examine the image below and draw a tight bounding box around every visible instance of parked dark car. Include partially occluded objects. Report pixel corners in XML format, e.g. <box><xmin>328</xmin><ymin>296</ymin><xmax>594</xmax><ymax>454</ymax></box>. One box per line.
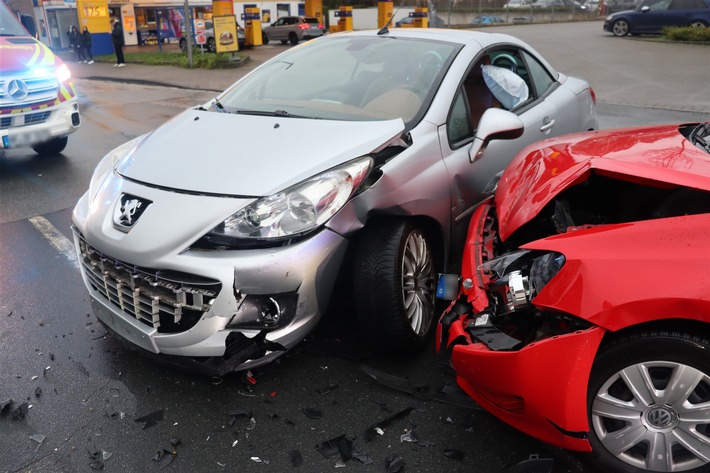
<box><xmin>604</xmin><ymin>0</ymin><xmax>710</xmax><ymax>35</ymax></box>
<box><xmin>261</xmin><ymin>16</ymin><xmax>324</xmax><ymax>45</ymax></box>
<box><xmin>438</xmin><ymin>121</ymin><xmax>710</xmax><ymax>473</ymax></box>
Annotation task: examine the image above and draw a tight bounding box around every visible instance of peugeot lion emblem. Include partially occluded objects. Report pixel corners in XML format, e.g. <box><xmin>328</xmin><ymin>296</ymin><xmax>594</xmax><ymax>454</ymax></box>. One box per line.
<box><xmin>113</xmin><ymin>194</ymin><xmax>151</xmax><ymax>232</ymax></box>
<box><xmin>7</xmin><ymin>79</ymin><xmax>29</xmax><ymax>101</ymax></box>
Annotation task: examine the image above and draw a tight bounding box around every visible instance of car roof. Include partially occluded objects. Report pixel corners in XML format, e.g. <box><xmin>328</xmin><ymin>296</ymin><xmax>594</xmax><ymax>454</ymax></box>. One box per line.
<box><xmin>332</xmin><ymin>28</ymin><xmax>532</xmax><ymax>49</ymax></box>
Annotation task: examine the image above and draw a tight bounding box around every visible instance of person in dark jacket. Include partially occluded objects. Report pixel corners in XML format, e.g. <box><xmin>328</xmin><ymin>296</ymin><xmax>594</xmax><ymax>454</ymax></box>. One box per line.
<box><xmin>82</xmin><ymin>26</ymin><xmax>94</xmax><ymax>64</ymax></box>
<box><xmin>69</xmin><ymin>26</ymin><xmax>85</xmax><ymax>62</ymax></box>
<box><xmin>111</xmin><ymin>19</ymin><xmax>125</xmax><ymax>67</ymax></box>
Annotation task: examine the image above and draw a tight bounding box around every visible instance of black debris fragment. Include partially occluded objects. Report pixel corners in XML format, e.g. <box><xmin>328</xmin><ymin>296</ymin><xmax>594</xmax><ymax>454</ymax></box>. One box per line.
<box><xmin>0</xmin><ymin>398</ymin><xmax>12</xmax><ymax>413</ymax></box>
<box><xmin>418</xmin><ymin>440</ymin><xmax>436</xmax><ymax>447</ymax></box>
<box><xmin>153</xmin><ymin>438</ymin><xmax>181</xmax><ymax>470</ymax></box>
<box><xmin>134</xmin><ymin>410</ymin><xmax>164</xmax><ymax>429</ymax></box>
<box><xmin>385</xmin><ymin>455</ymin><xmax>404</xmax><ymax>473</ymax></box>
<box><xmin>87</xmin><ymin>444</ymin><xmax>104</xmax><ymax>470</ymax></box>
<box><xmin>228</xmin><ymin>410</ymin><xmax>252</xmax><ymax>426</ymax></box>
<box><xmin>35</xmin><ymin>387</ymin><xmax>42</xmax><ymax>398</ymax></box>
<box><xmin>316</xmin><ymin>435</ymin><xmax>354</xmax><ymax>460</ymax></box>
<box><xmin>352</xmin><ymin>451</ymin><xmax>373</xmax><ymax>465</ymax></box>
<box><xmin>74</xmin><ymin>361</ymin><xmax>90</xmax><ymax>378</ymax></box>
<box><xmin>303</xmin><ymin>408</ymin><xmax>322</xmax><ymax>420</ymax></box>
<box><xmin>509</xmin><ymin>454</ymin><xmax>554</xmax><ymax>473</ymax></box>
<box><xmin>289</xmin><ymin>449</ymin><xmax>304</xmax><ymax>467</ymax></box>
<box><xmin>316</xmin><ymin>383</ymin><xmax>339</xmax><ymax>396</ymax></box>
<box><xmin>444</xmin><ymin>449</ymin><xmax>465</xmax><ymax>461</ymax></box>
<box><xmin>361</xmin><ymin>365</ymin><xmax>480</xmax><ymax>409</ymax></box>
<box><xmin>12</xmin><ymin>402</ymin><xmax>29</xmax><ymax>420</ymax></box>
<box><xmin>363</xmin><ymin>407</ymin><xmax>414</xmax><ymax>442</ymax></box>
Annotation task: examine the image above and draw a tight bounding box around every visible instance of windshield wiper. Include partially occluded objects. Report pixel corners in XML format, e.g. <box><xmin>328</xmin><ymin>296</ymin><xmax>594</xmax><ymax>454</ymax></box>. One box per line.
<box><xmin>689</xmin><ymin>122</ymin><xmax>710</xmax><ymax>153</ymax></box>
<box><xmin>234</xmin><ymin>109</ymin><xmax>312</xmax><ymax>119</ymax></box>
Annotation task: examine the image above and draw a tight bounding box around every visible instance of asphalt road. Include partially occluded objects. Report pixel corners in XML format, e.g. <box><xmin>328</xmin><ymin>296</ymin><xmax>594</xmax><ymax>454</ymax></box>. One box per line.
<box><xmin>1</xmin><ymin>21</ymin><xmax>708</xmax><ymax>473</ymax></box>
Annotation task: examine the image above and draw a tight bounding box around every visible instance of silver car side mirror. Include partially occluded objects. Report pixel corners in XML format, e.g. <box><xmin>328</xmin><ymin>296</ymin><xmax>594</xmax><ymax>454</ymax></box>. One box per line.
<box><xmin>469</xmin><ymin>108</ymin><xmax>524</xmax><ymax>163</ymax></box>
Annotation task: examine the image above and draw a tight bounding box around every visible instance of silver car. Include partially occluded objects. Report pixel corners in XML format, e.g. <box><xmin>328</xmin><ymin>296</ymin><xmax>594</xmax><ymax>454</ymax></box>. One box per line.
<box><xmin>72</xmin><ymin>29</ymin><xmax>597</xmax><ymax>375</ymax></box>
<box><xmin>261</xmin><ymin>16</ymin><xmax>324</xmax><ymax>45</ymax></box>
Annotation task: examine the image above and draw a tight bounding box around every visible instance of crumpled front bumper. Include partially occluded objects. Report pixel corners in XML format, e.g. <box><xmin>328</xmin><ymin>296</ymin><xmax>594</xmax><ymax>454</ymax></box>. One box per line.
<box><xmin>438</xmin><ymin>307</ymin><xmax>604</xmax><ymax>451</ymax></box>
<box><xmin>436</xmin><ymin>202</ymin><xmax>605</xmax><ymax>451</ymax></box>
<box><xmin>73</xmin><ymin>224</ymin><xmax>349</xmax><ymax>376</ymax></box>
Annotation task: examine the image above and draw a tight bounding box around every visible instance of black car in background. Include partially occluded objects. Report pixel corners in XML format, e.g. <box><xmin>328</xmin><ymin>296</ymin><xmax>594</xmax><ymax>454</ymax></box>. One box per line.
<box><xmin>604</xmin><ymin>0</ymin><xmax>710</xmax><ymax>35</ymax></box>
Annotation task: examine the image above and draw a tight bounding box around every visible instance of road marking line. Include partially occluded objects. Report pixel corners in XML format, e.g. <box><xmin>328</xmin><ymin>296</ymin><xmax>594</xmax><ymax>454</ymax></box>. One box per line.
<box><xmin>28</xmin><ymin>216</ymin><xmax>79</xmax><ymax>270</ymax></box>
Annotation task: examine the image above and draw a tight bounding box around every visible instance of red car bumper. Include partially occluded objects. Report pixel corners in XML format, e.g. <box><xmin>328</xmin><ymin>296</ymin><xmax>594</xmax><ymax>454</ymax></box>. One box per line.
<box><xmin>439</xmin><ymin>319</ymin><xmax>604</xmax><ymax>451</ymax></box>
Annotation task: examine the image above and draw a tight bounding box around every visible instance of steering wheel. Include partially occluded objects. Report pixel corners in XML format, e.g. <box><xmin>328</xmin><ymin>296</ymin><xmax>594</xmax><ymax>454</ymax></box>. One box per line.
<box><xmin>491</xmin><ymin>53</ymin><xmax>518</xmax><ymax>74</ymax></box>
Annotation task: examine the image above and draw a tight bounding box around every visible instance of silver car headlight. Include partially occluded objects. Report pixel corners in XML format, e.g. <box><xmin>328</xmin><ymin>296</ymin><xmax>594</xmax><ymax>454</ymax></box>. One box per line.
<box><xmin>208</xmin><ymin>156</ymin><xmax>372</xmax><ymax>242</ymax></box>
<box><xmin>88</xmin><ymin>134</ymin><xmax>148</xmax><ymax>202</ymax></box>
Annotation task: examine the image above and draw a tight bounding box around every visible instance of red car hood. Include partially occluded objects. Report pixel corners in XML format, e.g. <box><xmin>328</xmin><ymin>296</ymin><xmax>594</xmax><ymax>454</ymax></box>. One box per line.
<box><xmin>0</xmin><ymin>35</ymin><xmax>64</xmax><ymax>72</ymax></box>
<box><xmin>495</xmin><ymin>124</ymin><xmax>710</xmax><ymax>241</ymax></box>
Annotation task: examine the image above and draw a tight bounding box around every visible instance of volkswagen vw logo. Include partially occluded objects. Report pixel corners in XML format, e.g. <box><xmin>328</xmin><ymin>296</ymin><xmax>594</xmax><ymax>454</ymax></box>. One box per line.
<box><xmin>647</xmin><ymin>406</ymin><xmax>674</xmax><ymax>428</ymax></box>
<box><xmin>7</xmin><ymin>79</ymin><xmax>29</xmax><ymax>101</ymax></box>
<box><xmin>113</xmin><ymin>194</ymin><xmax>152</xmax><ymax>232</ymax></box>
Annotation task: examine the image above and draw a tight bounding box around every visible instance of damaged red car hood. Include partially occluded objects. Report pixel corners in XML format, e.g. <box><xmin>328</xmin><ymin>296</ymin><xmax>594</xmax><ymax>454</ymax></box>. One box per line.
<box><xmin>495</xmin><ymin>124</ymin><xmax>710</xmax><ymax>241</ymax></box>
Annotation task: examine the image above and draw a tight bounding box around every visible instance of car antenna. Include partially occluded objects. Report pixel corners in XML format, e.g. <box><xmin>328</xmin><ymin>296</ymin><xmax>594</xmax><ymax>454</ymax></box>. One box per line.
<box><xmin>378</xmin><ymin>0</ymin><xmax>407</xmax><ymax>35</ymax></box>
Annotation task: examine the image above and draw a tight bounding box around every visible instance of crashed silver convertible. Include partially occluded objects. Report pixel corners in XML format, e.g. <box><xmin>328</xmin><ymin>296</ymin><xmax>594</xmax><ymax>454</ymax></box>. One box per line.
<box><xmin>72</xmin><ymin>29</ymin><xmax>597</xmax><ymax>375</ymax></box>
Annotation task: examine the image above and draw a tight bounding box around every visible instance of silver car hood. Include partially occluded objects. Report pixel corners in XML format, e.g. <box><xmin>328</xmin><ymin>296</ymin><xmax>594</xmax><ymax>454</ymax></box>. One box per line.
<box><xmin>117</xmin><ymin>109</ymin><xmax>405</xmax><ymax>196</ymax></box>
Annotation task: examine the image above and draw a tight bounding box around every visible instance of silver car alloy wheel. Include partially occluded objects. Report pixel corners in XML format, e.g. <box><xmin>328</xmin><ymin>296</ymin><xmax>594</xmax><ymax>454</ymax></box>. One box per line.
<box><xmin>400</xmin><ymin>230</ymin><xmax>435</xmax><ymax>336</ymax></box>
<box><xmin>591</xmin><ymin>360</ymin><xmax>710</xmax><ymax>472</ymax></box>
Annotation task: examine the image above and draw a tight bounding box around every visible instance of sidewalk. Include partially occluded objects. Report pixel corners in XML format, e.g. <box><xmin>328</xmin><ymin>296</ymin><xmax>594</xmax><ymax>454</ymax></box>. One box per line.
<box><xmin>68</xmin><ymin>44</ymin><xmax>283</xmax><ymax>92</ymax></box>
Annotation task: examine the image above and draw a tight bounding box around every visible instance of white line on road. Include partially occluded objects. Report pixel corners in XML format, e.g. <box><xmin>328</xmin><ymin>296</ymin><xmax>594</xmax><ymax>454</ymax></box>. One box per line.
<box><xmin>28</xmin><ymin>216</ymin><xmax>79</xmax><ymax>270</ymax></box>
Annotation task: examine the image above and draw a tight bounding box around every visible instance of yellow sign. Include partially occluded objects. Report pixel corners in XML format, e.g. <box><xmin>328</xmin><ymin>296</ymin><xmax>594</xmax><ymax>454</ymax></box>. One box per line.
<box><xmin>213</xmin><ymin>15</ymin><xmax>239</xmax><ymax>53</ymax></box>
<box><xmin>77</xmin><ymin>0</ymin><xmax>111</xmax><ymax>34</ymax></box>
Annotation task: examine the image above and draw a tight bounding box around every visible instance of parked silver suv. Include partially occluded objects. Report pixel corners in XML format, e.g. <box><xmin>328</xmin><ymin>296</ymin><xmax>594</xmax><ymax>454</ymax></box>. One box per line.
<box><xmin>262</xmin><ymin>16</ymin><xmax>324</xmax><ymax>45</ymax></box>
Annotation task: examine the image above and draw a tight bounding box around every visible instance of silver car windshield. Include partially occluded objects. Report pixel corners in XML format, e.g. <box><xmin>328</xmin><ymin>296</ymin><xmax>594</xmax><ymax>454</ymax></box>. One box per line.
<box><xmin>218</xmin><ymin>36</ymin><xmax>459</xmax><ymax>125</ymax></box>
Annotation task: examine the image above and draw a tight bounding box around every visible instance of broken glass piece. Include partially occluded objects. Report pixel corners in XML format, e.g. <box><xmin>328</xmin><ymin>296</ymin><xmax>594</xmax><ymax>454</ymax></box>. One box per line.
<box><xmin>289</xmin><ymin>449</ymin><xmax>304</xmax><ymax>467</ymax></box>
<box><xmin>31</xmin><ymin>376</ymin><xmax>39</xmax><ymax>381</ymax></box>
<box><xmin>375</xmin><ymin>427</ymin><xmax>384</xmax><ymax>436</ymax></box>
<box><xmin>247</xmin><ymin>417</ymin><xmax>256</xmax><ymax>430</ymax></box>
<box><xmin>135</xmin><ymin>410</ymin><xmax>164</xmax><ymax>429</ymax></box>
<box><xmin>400</xmin><ymin>431</ymin><xmax>418</xmax><ymax>443</ymax></box>
<box><xmin>386</xmin><ymin>455</ymin><xmax>404</xmax><ymax>473</ymax></box>
<box><xmin>444</xmin><ymin>449</ymin><xmax>465</xmax><ymax>460</ymax></box>
<box><xmin>30</xmin><ymin>434</ymin><xmax>46</xmax><ymax>443</ymax></box>
<box><xmin>250</xmin><ymin>457</ymin><xmax>262</xmax><ymax>463</ymax></box>
<box><xmin>303</xmin><ymin>408</ymin><xmax>322</xmax><ymax>420</ymax></box>
<box><xmin>102</xmin><ymin>451</ymin><xmax>113</xmax><ymax>461</ymax></box>
<box><xmin>335</xmin><ymin>460</ymin><xmax>346</xmax><ymax>468</ymax></box>
<box><xmin>445</xmin><ymin>417</ymin><xmax>455</xmax><ymax>424</ymax></box>
<box><xmin>511</xmin><ymin>454</ymin><xmax>554</xmax><ymax>473</ymax></box>
<box><xmin>363</xmin><ymin>406</ymin><xmax>414</xmax><ymax>442</ymax></box>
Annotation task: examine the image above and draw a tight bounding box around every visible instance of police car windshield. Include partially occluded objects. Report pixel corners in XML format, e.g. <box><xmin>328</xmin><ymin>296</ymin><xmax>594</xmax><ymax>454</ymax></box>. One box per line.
<box><xmin>0</xmin><ymin>3</ymin><xmax>31</xmax><ymax>36</ymax></box>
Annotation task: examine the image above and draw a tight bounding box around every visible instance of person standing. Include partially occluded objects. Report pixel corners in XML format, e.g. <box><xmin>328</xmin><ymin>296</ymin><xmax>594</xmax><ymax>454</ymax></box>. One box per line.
<box><xmin>69</xmin><ymin>26</ymin><xmax>85</xmax><ymax>62</ymax></box>
<box><xmin>82</xmin><ymin>26</ymin><xmax>94</xmax><ymax>64</ymax></box>
<box><xmin>111</xmin><ymin>19</ymin><xmax>125</xmax><ymax>67</ymax></box>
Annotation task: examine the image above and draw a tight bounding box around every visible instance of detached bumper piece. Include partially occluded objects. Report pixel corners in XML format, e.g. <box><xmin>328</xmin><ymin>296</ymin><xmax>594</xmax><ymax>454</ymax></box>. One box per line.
<box><xmin>465</xmin><ymin>312</ymin><xmax>523</xmax><ymax>351</ymax></box>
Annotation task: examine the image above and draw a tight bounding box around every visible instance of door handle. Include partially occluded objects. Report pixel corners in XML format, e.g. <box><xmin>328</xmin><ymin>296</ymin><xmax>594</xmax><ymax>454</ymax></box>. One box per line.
<box><xmin>540</xmin><ymin>118</ymin><xmax>555</xmax><ymax>133</ymax></box>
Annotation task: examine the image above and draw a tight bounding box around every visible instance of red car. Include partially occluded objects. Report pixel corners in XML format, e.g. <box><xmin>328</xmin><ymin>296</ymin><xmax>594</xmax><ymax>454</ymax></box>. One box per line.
<box><xmin>437</xmin><ymin>121</ymin><xmax>710</xmax><ymax>473</ymax></box>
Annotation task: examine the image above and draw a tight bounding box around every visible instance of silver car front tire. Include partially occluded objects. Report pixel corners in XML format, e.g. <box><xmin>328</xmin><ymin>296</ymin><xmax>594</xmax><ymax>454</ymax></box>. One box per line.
<box><xmin>353</xmin><ymin>219</ymin><xmax>437</xmax><ymax>352</ymax></box>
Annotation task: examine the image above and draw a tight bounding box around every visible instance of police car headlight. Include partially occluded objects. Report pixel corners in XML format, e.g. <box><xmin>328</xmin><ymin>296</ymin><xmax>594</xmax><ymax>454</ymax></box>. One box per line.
<box><xmin>56</xmin><ymin>63</ymin><xmax>71</xmax><ymax>83</ymax></box>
